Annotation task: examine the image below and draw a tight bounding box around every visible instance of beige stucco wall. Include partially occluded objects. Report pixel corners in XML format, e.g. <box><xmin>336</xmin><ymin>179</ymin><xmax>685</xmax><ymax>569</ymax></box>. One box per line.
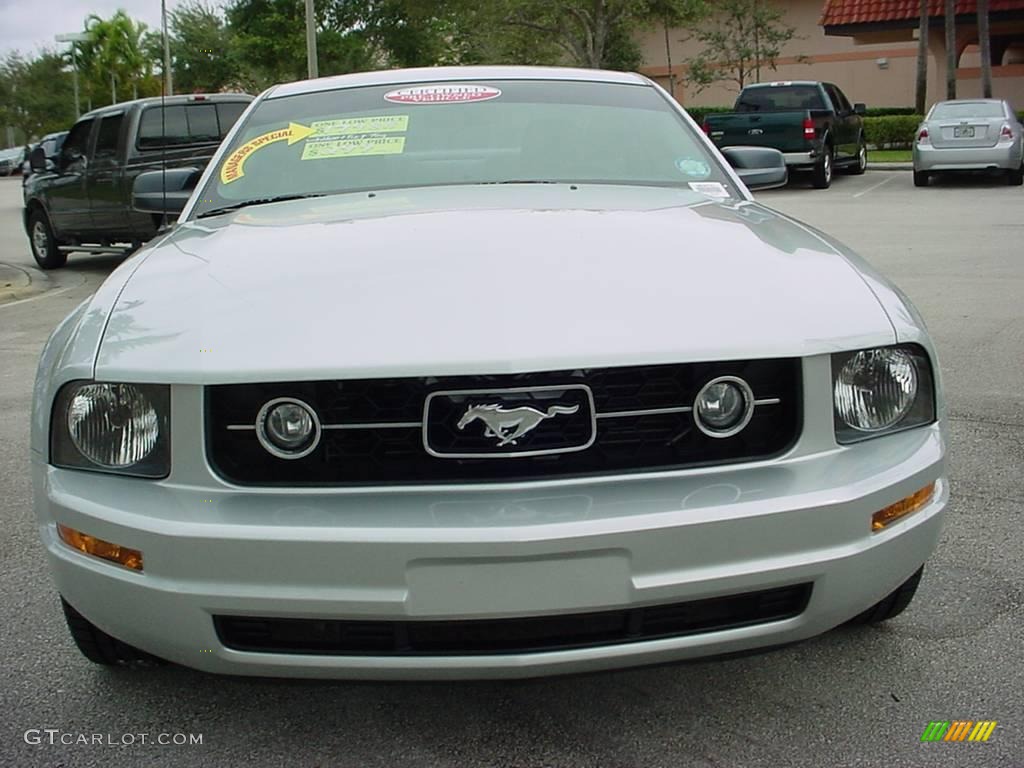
<box><xmin>636</xmin><ymin>0</ymin><xmax>1024</xmax><ymax>111</ymax></box>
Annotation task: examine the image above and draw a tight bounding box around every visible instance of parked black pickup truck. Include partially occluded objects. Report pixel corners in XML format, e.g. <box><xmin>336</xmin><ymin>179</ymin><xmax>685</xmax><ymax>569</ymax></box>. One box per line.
<box><xmin>702</xmin><ymin>81</ymin><xmax>867</xmax><ymax>189</ymax></box>
<box><xmin>24</xmin><ymin>93</ymin><xmax>252</xmax><ymax>269</ymax></box>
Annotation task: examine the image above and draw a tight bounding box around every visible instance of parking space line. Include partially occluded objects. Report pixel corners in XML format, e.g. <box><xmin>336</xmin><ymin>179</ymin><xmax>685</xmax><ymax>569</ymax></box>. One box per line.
<box><xmin>853</xmin><ymin>175</ymin><xmax>896</xmax><ymax>198</ymax></box>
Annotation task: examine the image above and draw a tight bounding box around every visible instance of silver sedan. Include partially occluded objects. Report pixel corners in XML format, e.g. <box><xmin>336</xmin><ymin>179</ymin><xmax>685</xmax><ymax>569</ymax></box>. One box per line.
<box><xmin>913</xmin><ymin>98</ymin><xmax>1024</xmax><ymax>186</ymax></box>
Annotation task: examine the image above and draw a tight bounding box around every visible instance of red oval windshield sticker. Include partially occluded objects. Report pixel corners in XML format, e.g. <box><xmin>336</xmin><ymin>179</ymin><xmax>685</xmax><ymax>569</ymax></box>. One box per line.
<box><xmin>383</xmin><ymin>84</ymin><xmax>501</xmax><ymax>105</ymax></box>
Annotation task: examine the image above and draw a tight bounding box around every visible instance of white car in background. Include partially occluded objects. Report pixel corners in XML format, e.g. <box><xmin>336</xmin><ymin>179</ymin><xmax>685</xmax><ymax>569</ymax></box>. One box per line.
<box><xmin>913</xmin><ymin>98</ymin><xmax>1024</xmax><ymax>186</ymax></box>
<box><xmin>32</xmin><ymin>67</ymin><xmax>947</xmax><ymax>680</ymax></box>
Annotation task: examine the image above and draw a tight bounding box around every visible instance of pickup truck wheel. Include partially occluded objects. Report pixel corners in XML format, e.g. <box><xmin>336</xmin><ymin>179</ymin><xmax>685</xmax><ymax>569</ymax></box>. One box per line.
<box><xmin>849</xmin><ymin>140</ymin><xmax>867</xmax><ymax>175</ymax></box>
<box><xmin>811</xmin><ymin>147</ymin><xmax>833</xmax><ymax>189</ymax></box>
<box><xmin>847</xmin><ymin>566</ymin><xmax>924</xmax><ymax>625</ymax></box>
<box><xmin>913</xmin><ymin>170</ymin><xmax>930</xmax><ymax>187</ymax></box>
<box><xmin>28</xmin><ymin>209</ymin><xmax>67</xmax><ymax>270</ymax></box>
<box><xmin>61</xmin><ymin>598</ymin><xmax>163</xmax><ymax>666</ymax></box>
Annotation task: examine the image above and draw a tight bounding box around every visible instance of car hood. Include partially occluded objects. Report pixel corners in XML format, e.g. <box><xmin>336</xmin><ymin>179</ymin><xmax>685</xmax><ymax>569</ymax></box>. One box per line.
<box><xmin>95</xmin><ymin>185</ymin><xmax>896</xmax><ymax>383</ymax></box>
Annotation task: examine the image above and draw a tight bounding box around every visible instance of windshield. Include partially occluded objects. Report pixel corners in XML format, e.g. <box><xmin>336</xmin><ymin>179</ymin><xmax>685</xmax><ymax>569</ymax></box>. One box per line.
<box><xmin>736</xmin><ymin>86</ymin><xmax>825</xmax><ymax>112</ymax></box>
<box><xmin>191</xmin><ymin>79</ymin><xmax>735</xmax><ymax>216</ymax></box>
<box><xmin>930</xmin><ymin>101</ymin><xmax>1005</xmax><ymax>120</ymax></box>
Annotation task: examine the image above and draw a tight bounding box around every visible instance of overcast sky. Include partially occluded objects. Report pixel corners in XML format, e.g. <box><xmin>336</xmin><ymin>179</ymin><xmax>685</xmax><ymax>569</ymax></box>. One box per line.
<box><xmin>0</xmin><ymin>0</ymin><xmax>188</xmax><ymax>59</ymax></box>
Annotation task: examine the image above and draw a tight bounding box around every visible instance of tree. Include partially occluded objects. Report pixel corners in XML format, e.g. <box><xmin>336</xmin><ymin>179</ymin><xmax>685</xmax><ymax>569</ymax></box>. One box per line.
<box><xmin>915</xmin><ymin>0</ymin><xmax>928</xmax><ymax>114</ymax></box>
<box><xmin>944</xmin><ymin>0</ymin><xmax>956</xmax><ymax>99</ymax></box>
<box><xmin>167</xmin><ymin>1</ymin><xmax>243</xmax><ymax>93</ymax></box>
<box><xmin>74</xmin><ymin>11</ymin><xmax>154</xmax><ymax>106</ymax></box>
<box><xmin>978</xmin><ymin>0</ymin><xmax>992</xmax><ymax>97</ymax></box>
<box><xmin>502</xmin><ymin>0</ymin><xmax>703</xmax><ymax>70</ymax></box>
<box><xmin>0</xmin><ymin>52</ymin><xmax>76</xmax><ymax>139</ymax></box>
<box><xmin>683</xmin><ymin>0</ymin><xmax>796</xmax><ymax>92</ymax></box>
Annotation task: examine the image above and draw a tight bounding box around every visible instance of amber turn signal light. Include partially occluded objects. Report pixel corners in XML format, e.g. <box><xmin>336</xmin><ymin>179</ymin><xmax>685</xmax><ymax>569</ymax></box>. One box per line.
<box><xmin>57</xmin><ymin>524</ymin><xmax>144</xmax><ymax>571</ymax></box>
<box><xmin>871</xmin><ymin>483</ymin><xmax>935</xmax><ymax>532</ymax></box>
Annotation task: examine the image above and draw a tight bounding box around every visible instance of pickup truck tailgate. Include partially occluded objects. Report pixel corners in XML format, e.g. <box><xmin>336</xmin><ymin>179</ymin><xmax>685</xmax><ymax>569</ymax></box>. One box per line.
<box><xmin>705</xmin><ymin>112</ymin><xmax>809</xmax><ymax>153</ymax></box>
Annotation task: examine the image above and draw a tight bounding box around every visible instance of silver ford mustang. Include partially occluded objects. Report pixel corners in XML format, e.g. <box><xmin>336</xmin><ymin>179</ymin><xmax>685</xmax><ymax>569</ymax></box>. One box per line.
<box><xmin>31</xmin><ymin>67</ymin><xmax>947</xmax><ymax>680</ymax></box>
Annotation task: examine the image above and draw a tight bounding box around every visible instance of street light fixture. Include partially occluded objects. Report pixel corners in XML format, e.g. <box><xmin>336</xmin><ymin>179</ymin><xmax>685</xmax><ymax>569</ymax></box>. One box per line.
<box><xmin>55</xmin><ymin>32</ymin><xmax>89</xmax><ymax>119</ymax></box>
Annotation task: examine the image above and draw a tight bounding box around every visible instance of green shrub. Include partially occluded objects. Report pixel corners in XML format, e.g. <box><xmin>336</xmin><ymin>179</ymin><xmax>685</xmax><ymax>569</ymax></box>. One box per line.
<box><xmin>863</xmin><ymin>115</ymin><xmax>924</xmax><ymax>150</ymax></box>
<box><xmin>684</xmin><ymin>106</ymin><xmax>731</xmax><ymax>126</ymax></box>
<box><xmin>864</xmin><ymin>107</ymin><xmax>918</xmax><ymax>117</ymax></box>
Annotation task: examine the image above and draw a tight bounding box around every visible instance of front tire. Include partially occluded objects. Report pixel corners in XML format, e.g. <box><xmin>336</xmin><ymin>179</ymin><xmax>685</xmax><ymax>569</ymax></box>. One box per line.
<box><xmin>811</xmin><ymin>146</ymin><xmax>833</xmax><ymax>189</ymax></box>
<box><xmin>847</xmin><ymin>566</ymin><xmax>924</xmax><ymax>625</ymax></box>
<box><xmin>913</xmin><ymin>170</ymin><xmax>930</xmax><ymax>187</ymax></box>
<box><xmin>848</xmin><ymin>139</ymin><xmax>867</xmax><ymax>175</ymax></box>
<box><xmin>61</xmin><ymin>598</ymin><xmax>162</xmax><ymax>666</ymax></box>
<box><xmin>28</xmin><ymin>209</ymin><xmax>67</xmax><ymax>270</ymax></box>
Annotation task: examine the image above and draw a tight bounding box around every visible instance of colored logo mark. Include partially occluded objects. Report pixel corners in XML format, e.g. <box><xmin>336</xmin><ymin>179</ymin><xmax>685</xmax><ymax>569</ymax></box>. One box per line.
<box><xmin>921</xmin><ymin>721</ymin><xmax>997</xmax><ymax>742</ymax></box>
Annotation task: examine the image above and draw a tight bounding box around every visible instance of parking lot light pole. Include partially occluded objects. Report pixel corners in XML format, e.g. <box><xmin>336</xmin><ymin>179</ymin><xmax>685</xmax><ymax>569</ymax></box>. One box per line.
<box><xmin>305</xmin><ymin>0</ymin><xmax>319</xmax><ymax>79</ymax></box>
<box><xmin>55</xmin><ymin>32</ymin><xmax>89</xmax><ymax>119</ymax></box>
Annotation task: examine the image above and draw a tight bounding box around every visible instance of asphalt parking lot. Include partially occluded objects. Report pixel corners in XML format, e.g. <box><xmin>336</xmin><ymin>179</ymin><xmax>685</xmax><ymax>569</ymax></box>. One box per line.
<box><xmin>1</xmin><ymin>170</ymin><xmax>1021</xmax><ymax>768</ymax></box>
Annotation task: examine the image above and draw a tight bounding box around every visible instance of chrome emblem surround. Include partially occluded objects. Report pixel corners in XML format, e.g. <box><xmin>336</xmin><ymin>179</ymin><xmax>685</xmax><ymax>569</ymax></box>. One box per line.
<box><xmin>422</xmin><ymin>385</ymin><xmax>597</xmax><ymax>459</ymax></box>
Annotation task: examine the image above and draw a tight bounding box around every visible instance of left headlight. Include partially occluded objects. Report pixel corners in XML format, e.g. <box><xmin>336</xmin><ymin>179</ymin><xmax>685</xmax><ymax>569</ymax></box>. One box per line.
<box><xmin>832</xmin><ymin>344</ymin><xmax>935</xmax><ymax>444</ymax></box>
<box><xmin>50</xmin><ymin>382</ymin><xmax>170</xmax><ymax>477</ymax></box>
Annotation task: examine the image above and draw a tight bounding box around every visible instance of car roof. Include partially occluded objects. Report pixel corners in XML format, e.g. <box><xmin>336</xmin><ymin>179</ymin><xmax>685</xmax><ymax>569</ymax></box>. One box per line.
<box><xmin>268</xmin><ymin>65</ymin><xmax>650</xmax><ymax>100</ymax></box>
<box><xmin>934</xmin><ymin>98</ymin><xmax>1004</xmax><ymax>105</ymax></box>
<box><xmin>78</xmin><ymin>93</ymin><xmax>253</xmax><ymax>120</ymax></box>
<box><xmin>744</xmin><ymin>81</ymin><xmax>823</xmax><ymax>89</ymax></box>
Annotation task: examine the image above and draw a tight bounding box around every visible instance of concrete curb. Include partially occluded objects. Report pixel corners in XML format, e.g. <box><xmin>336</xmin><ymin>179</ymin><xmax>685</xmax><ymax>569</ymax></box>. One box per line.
<box><xmin>867</xmin><ymin>162</ymin><xmax>913</xmax><ymax>171</ymax></box>
<box><xmin>0</xmin><ymin>261</ymin><xmax>54</xmax><ymax>306</ymax></box>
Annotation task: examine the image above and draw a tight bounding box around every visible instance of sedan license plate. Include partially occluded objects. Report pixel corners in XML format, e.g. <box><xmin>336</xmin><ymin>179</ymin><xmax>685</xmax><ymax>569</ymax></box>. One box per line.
<box><xmin>954</xmin><ymin>126</ymin><xmax>975</xmax><ymax>138</ymax></box>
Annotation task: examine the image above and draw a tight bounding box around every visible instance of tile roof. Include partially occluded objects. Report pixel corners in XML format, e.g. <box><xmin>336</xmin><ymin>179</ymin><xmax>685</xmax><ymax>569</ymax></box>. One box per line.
<box><xmin>821</xmin><ymin>0</ymin><xmax>1024</xmax><ymax>27</ymax></box>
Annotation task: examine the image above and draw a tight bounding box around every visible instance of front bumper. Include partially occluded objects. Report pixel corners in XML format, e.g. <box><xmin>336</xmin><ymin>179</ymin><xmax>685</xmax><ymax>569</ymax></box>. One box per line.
<box><xmin>34</xmin><ymin>415</ymin><xmax>947</xmax><ymax>680</ymax></box>
<box><xmin>914</xmin><ymin>140</ymin><xmax>1023</xmax><ymax>171</ymax></box>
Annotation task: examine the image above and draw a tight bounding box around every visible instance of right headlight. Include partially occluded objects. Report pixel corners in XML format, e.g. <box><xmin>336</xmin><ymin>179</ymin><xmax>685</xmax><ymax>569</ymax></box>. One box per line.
<box><xmin>50</xmin><ymin>381</ymin><xmax>170</xmax><ymax>477</ymax></box>
<box><xmin>832</xmin><ymin>344</ymin><xmax>935</xmax><ymax>444</ymax></box>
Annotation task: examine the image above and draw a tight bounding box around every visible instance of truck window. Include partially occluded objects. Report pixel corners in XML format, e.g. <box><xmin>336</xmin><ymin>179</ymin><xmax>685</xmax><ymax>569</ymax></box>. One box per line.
<box><xmin>216</xmin><ymin>102</ymin><xmax>247</xmax><ymax>135</ymax></box>
<box><xmin>138</xmin><ymin>102</ymin><xmax>249</xmax><ymax>150</ymax></box>
<box><xmin>59</xmin><ymin>119</ymin><xmax>94</xmax><ymax>170</ymax></box>
<box><xmin>93</xmin><ymin>114</ymin><xmax>124</xmax><ymax>161</ymax></box>
<box><xmin>736</xmin><ymin>86</ymin><xmax>826</xmax><ymax>113</ymax></box>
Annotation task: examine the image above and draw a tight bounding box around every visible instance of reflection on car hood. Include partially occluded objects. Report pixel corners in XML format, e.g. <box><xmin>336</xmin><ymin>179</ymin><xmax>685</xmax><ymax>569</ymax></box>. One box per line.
<box><xmin>95</xmin><ymin>184</ymin><xmax>896</xmax><ymax>383</ymax></box>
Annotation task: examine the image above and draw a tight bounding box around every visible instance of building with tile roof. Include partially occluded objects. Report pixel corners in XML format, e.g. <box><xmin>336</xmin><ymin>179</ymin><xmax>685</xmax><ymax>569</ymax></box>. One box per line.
<box><xmin>637</xmin><ymin>0</ymin><xmax>1024</xmax><ymax>110</ymax></box>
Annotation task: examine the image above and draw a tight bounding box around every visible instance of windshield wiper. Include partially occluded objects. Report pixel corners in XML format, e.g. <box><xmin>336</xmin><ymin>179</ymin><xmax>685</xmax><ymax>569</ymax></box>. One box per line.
<box><xmin>196</xmin><ymin>193</ymin><xmax>326</xmax><ymax>219</ymax></box>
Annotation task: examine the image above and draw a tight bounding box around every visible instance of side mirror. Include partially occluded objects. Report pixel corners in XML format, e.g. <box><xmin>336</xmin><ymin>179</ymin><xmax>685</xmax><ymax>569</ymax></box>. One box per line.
<box><xmin>132</xmin><ymin>168</ymin><xmax>203</xmax><ymax>215</ymax></box>
<box><xmin>720</xmin><ymin>146</ymin><xmax>788</xmax><ymax>191</ymax></box>
<box><xmin>29</xmin><ymin>146</ymin><xmax>48</xmax><ymax>173</ymax></box>
<box><xmin>854</xmin><ymin>103</ymin><xmax>867</xmax><ymax>116</ymax></box>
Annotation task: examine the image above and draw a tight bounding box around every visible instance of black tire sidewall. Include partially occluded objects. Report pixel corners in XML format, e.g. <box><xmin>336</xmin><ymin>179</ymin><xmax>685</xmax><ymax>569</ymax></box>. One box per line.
<box><xmin>28</xmin><ymin>210</ymin><xmax>66</xmax><ymax>269</ymax></box>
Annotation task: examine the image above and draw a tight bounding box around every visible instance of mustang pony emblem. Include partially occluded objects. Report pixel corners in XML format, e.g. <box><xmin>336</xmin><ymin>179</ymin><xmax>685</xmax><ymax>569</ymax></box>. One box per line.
<box><xmin>457</xmin><ymin>403</ymin><xmax>580</xmax><ymax>446</ymax></box>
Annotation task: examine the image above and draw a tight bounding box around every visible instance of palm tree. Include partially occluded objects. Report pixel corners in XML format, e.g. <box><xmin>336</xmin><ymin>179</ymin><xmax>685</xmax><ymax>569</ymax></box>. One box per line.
<box><xmin>81</xmin><ymin>11</ymin><xmax>150</xmax><ymax>105</ymax></box>
<box><xmin>915</xmin><ymin>0</ymin><xmax>928</xmax><ymax>114</ymax></box>
<box><xmin>978</xmin><ymin>0</ymin><xmax>992</xmax><ymax>97</ymax></box>
<box><xmin>944</xmin><ymin>0</ymin><xmax>956</xmax><ymax>99</ymax></box>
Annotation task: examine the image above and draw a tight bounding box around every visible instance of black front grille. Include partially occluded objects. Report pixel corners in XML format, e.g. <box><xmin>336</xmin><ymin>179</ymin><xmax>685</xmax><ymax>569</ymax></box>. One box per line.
<box><xmin>206</xmin><ymin>359</ymin><xmax>801</xmax><ymax>485</ymax></box>
<box><xmin>214</xmin><ymin>583</ymin><xmax>812</xmax><ymax>656</ymax></box>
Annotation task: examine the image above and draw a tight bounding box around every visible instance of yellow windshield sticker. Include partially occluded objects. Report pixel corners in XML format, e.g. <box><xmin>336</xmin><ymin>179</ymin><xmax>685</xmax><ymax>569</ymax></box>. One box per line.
<box><xmin>311</xmin><ymin>115</ymin><xmax>409</xmax><ymax>136</ymax></box>
<box><xmin>301</xmin><ymin>135</ymin><xmax>406</xmax><ymax>160</ymax></box>
<box><xmin>220</xmin><ymin>122</ymin><xmax>316</xmax><ymax>184</ymax></box>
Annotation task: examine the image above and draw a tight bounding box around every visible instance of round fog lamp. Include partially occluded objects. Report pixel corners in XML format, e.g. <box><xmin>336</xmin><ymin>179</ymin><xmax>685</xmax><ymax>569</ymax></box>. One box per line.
<box><xmin>256</xmin><ymin>398</ymin><xmax>320</xmax><ymax>459</ymax></box>
<box><xmin>834</xmin><ymin>348</ymin><xmax>917</xmax><ymax>432</ymax></box>
<box><xmin>694</xmin><ymin>376</ymin><xmax>755</xmax><ymax>438</ymax></box>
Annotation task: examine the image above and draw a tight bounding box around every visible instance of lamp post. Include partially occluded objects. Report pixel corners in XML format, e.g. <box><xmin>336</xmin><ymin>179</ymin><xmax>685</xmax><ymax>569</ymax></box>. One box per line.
<box><xmin>162</xmin><ymin>0</ymin><xmax>173</xmax><ymax>95</ymax></box>
<box><xmin>55</xmin><ymin>32</ymin><xmax>89</xmax><ymax>119</ymax></box>
<box><xmin>305</xmin><ymin>0</ymin><xmax>319</xmax><ymax>79</ymax></box>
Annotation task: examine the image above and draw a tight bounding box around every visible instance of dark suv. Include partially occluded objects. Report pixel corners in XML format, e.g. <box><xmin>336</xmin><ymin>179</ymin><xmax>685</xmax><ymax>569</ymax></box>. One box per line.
<box><xmin>24</xmin><ymin>93</ymin><xmax>251</xmax><ymax>269</ymax></box>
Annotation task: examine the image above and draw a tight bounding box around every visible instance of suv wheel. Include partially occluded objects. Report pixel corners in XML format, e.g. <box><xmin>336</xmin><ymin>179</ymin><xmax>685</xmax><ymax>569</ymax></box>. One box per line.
<box><xmin>847</xmin><ymin>566</ymin><xmax>924</xmax><ymax>625</ymax></box>
<box><xmin>28</xmin><ymin>209</ymin><xmax>67</xmax><ymax>270</ymax></box>
<box><xmin>811</xmin><ymin>147</ymin><xmax>833</xmax><ymax>189</ymax></box>
<box><xmin>61</xmin><ymin>598</ymin><xmax>163</xmax><ymax>666</ymax></box>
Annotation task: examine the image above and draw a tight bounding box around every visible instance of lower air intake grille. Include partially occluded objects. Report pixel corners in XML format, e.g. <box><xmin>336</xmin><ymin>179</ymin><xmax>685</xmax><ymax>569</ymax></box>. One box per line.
<box><xmin>213</xmin><ymin>583</ymin><xmax>812</xmax><ymax>656</ymax></box>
